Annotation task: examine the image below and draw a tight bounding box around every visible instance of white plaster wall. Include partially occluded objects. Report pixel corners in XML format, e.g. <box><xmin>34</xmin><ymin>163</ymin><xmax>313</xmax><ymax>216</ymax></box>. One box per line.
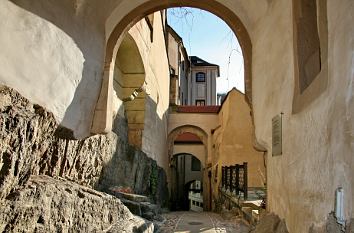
<box><xmin>0</xmin><ymin>1</ymin><xmax>105</xmax><ymax>138</ymax></box>
<box><xmin>251</xmin><ymin>0</ymin><xmax>354</xmax><ymax>232</ymax></box>
<box><xmin>190</xmin><ymin>67</ymin><xmax>218</xmax><ymax>105</ymax></box>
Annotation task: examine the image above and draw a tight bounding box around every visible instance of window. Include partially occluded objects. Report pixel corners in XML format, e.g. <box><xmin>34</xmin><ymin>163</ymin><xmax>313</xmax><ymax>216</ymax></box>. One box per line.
<box><xmin>295</xmin><ymin>0</ymin><xmax>321</xmax><ymax>93</ymax></box>
<box><xmin>191</xmin><ymin>157</ymin><xmax>201</xmax><ymax>171</ymax></box>
<box><xmin>292</xmin><ymin>0</ymin><xmax>328</xmax><ymax>113</ymax></box>
<box><xmin>195</xmin><ymin>100</ymin><xmax>205</xmax><ymax>106</ymax></box>
<box><xmin>196</xmin><ymin>72</ymin><xmax>206</xmax><ymax>82</ymax></box>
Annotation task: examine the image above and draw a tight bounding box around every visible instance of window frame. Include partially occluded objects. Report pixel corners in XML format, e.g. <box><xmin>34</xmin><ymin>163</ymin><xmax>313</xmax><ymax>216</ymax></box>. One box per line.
<box><xmin>195</xmin><ymin>72</ymin><xmax>206</xmax><ymax>82</ymax></box>
<box><xmin>195</xmin><ymin>100</ymin><xmax>205</xmax><ymax>106</ymax></box>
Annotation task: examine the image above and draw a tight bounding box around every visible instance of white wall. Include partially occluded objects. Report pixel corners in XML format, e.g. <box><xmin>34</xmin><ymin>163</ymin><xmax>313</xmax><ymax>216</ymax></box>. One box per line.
<box><xmin>0</xmin><ymin>1</ymin><xmax>105</xmax><ymax>138</ymax></box>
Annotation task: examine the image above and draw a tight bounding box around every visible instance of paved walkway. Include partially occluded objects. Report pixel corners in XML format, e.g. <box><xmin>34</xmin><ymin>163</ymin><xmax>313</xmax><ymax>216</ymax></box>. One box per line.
<box><xmin>158</xmin><ymin>211</ymin><xmax>249</xmax><ymax>233</ymax></box>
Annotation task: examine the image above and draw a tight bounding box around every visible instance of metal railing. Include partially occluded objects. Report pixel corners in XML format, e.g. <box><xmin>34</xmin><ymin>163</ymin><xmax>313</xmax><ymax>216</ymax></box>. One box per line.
<box><xmin>221</xmin><ymin>162</ymin><xmax>248</xmax><ymax>200</ymax></box>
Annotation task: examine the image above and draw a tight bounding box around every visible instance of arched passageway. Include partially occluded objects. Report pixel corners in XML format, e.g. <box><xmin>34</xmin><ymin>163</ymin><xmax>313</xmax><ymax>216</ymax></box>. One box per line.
<box><xmin>167</xmin><ymin>127</ymin><xmax>211</xmax><ymax>210</ymax></box>
<box><xmin>171</xmin><ymin>153</ymin><xmax>203</xmax><ymax>211</ymax></box>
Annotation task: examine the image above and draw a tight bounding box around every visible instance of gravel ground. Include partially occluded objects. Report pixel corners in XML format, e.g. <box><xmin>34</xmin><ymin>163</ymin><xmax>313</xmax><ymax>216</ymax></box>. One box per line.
<box><xmin>157</xmin><ymin>211</ymin><xmax>250</xmax><ymax>233</ymax></box>
<box><xmin>208</xmin><ymin>212</ymin><xmax>250</xmax><ymax>233</ymax></box>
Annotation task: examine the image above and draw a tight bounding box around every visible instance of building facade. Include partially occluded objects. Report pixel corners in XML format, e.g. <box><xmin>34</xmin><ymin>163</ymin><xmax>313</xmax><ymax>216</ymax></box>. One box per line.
<box><xmin>166</xmin><ymin>26</ymin><xmax>219</xmax><ymax>106</ymax></box>
<box><xmin>188</xmin><ymin>56</ymin><xmax>219</xmax><ymax>106</ymax></box>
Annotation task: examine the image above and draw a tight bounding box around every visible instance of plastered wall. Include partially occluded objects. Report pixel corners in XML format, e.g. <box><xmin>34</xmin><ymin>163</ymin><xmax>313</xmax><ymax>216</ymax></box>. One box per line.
<box><xmin>0</xmin><ymin>1</ymin><xmax>103</xmax><ymax>138</ymax></box>
<box><xmin>127</xmin><ymin>12</ymin><xmax>170</xmax><ymax>168</ymax></box>
<box><xmin>213</xmin><ymin>90</ymin><xmax>265</xmax><ymax>189</ymax></box>
<box><xmin>251</xmin><ymin>0</ymin><xmax>354</xmax><ymax>232</ymax></box>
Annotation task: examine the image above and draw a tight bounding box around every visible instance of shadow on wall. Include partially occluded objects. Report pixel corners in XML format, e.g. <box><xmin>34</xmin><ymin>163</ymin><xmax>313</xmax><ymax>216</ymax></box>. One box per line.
<box><xmin>10</xmin><ymin>0</ymin><xmax>108</xmax><ymax>138</ymax></box>
<box><xmin>96</xmin><ymin>95</ymin><xmax>170</xmax><ymax>207</ymax></box>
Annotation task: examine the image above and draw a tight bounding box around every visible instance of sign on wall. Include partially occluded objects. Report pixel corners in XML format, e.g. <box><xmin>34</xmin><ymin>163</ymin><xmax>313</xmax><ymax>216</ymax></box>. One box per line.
<box><xmin>272</xmin><ymin>113</ymin><xmax>283</xmax><ymax>156</ymax></box>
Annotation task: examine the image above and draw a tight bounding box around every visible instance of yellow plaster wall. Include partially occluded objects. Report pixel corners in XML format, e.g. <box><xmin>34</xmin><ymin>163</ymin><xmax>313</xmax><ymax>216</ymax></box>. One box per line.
<box><xmin>211</xmin><ymin>89</ymin><xmax>266</xmax><ymax>202</ymax></box>
<box><xmin>127</xmin><ymin>12</ymin><xmax>170</xmax><ymax>168</ymax></box>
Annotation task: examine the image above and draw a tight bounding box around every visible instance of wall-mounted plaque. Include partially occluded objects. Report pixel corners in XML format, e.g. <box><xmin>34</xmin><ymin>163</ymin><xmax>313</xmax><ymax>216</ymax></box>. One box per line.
<box><xmin>272</xmin><ymin>114</ymin><xmax>282</xmax><ymax>156</ymax></box>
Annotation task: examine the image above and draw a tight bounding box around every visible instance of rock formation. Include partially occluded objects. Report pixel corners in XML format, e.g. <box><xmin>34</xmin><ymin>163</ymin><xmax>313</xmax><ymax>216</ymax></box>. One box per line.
<box><xmin>0</xmin><ymin>86</ymin><xmax>168</xmax><ymax>231</ymax></box>
<box><xmin>0</xmin><ymin>175</ymin><xmax>153</xmax><ymax>232</ymax></box>
<box><xmin>250</xmin><ymin>213</ymin><xmax>289</xmax><ymax>233</ymax></box>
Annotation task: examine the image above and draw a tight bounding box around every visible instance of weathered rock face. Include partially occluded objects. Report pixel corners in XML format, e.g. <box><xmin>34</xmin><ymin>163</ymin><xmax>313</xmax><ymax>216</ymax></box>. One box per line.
<box><xmin>308</xmin><ymin>213</ymin><xmax>353</xmax><ymax>233</ymax></box>
<box><xmin>97</xmin><ymin>141</ymin><xmax>169</xmax><ymax>207</ymax></box>
<box><xmin>0</xmin><ymin>86</ymin><xmax>115</xmax><ymax>200</ymax></box>
<box><xmin>250</xmin><ymin>213</ymin><xmax>289</xmax><ymax>233</ymax></box>
<box><xmin>0</xmin><ymin>86</ymin><xmax>168</xmax><ymax>229</ymax></box>
<box><xmin>0</xmin><ymin>175</ymin><xmax>153</xmax><ymax>233</ymax></box>
<box><xmin>349</xmin><ymin>219</ymin><xmax>354</xmax><ymax>233</ymax></box>
<box><xmin>0</xmin><ymin>86</ymin><xmax>168</xmax><ymax>205</ymax></box>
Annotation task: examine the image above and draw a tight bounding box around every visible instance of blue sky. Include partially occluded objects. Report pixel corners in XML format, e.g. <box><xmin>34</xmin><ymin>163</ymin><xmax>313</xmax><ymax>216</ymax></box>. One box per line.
<box><xmin>167</xmin><ymin>7</ymin><xmax>244</xmax><ymax>94</ymax></box>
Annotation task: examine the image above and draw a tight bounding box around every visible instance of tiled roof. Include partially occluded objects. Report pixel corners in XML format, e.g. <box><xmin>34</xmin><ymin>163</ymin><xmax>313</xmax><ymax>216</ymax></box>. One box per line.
<box><xmin>175</xmin><ymin>132</ymin><xmax>202</xmax><ymax>143</ymax></box>
<box><xmin>176</xmin><ymin>105</ymin><xmax>220</xmax><ymax>113</ymax></box>
<box><xmin>190</xmin><ymin>56</ymin><xmax>218</xmax><ymax>67</ymax></box>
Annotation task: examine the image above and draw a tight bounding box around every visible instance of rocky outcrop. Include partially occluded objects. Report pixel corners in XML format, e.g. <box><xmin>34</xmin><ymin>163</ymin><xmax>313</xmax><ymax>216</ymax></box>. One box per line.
<box><xmin>97</xmin><ymin>143</ymin><xmax>169</xmax><ymax>207</ymax></box>
<box><xmin>309</xmin><ymin>213</ymin><xmax>353</xmax><ymax>233</ymax></box>
<box><xmin>348</xmin><ymin>219</ymin><xmax>354</xmax><ymax>233</ymax></box>
<box><xmin>0</xmin><ymin>86</ymin><xmax>115</xmax><ymax>200</ymax></box>
<box><xmin>250</xmin><ymin>213</ymin><xmax>289</xmax><ymax>233</ymax></box>
<box><xmin>110</xmin><ymin>191</ymin><xmax>164</xmax><ymax>222</ymax></box>
<box><xmin>0</xmin><ymin>86</ymin><xmax>168</xmax><ymax>204</ymax></box>
<box><xmin>0</xmin><ymin>86</ymin><xmax>168</xmax><ymax>229</ymax></box>
<box><xmin>0</xmin><ymin>175</ymin><xmax>153</xmax><ymax>232</ymax></box>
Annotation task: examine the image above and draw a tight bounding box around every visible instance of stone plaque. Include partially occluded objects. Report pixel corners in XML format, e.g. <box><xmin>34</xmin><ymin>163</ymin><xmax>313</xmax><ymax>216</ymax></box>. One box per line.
<box><xmin>272</xmin><ymin>114</ymin><xmax>282</xmax><ymax>156</ymax></box>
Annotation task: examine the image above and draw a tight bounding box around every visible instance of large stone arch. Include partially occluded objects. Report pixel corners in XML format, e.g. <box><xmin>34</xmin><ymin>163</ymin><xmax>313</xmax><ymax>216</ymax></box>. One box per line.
<box><xmin>91</xmin><ymin>0</ymin><xmax>252</xmax><ymax>134</ymax></box>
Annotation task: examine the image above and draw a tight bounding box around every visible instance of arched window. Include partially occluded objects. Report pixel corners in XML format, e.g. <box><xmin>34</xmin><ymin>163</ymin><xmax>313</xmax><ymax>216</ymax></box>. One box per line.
<box><xmin>196</xmin><ymin>72</ymin><xmax>206</xmax><ymax>82</ymax></box>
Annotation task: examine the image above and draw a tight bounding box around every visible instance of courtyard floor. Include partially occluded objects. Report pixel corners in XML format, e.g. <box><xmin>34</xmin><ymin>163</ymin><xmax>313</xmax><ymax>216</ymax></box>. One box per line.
<box><xmin>157</xmin><ymin>211</ymin><xmax>250</xmax><ymax>233</ymax></box>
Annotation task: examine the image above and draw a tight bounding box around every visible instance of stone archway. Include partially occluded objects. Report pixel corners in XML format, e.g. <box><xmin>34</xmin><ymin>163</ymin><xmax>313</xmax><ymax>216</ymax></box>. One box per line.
<box><xmin>91</xmin><ymin>0</ymin><xmax>252</xmax><ymax>134</ymax></box>
<box><xmin>171</xmin><ymin>153</ymin><xmax>204</xmax><ymax>211</ymax></box>
<box><xmin>167</xmin><ymin>125</ymin><xmax>208</xmax><ymax>164</ymax></box>
<box><xmin>167</xmin><ymin>125</ymin><xmax>211</xmax><ymax>210</ymax></box>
